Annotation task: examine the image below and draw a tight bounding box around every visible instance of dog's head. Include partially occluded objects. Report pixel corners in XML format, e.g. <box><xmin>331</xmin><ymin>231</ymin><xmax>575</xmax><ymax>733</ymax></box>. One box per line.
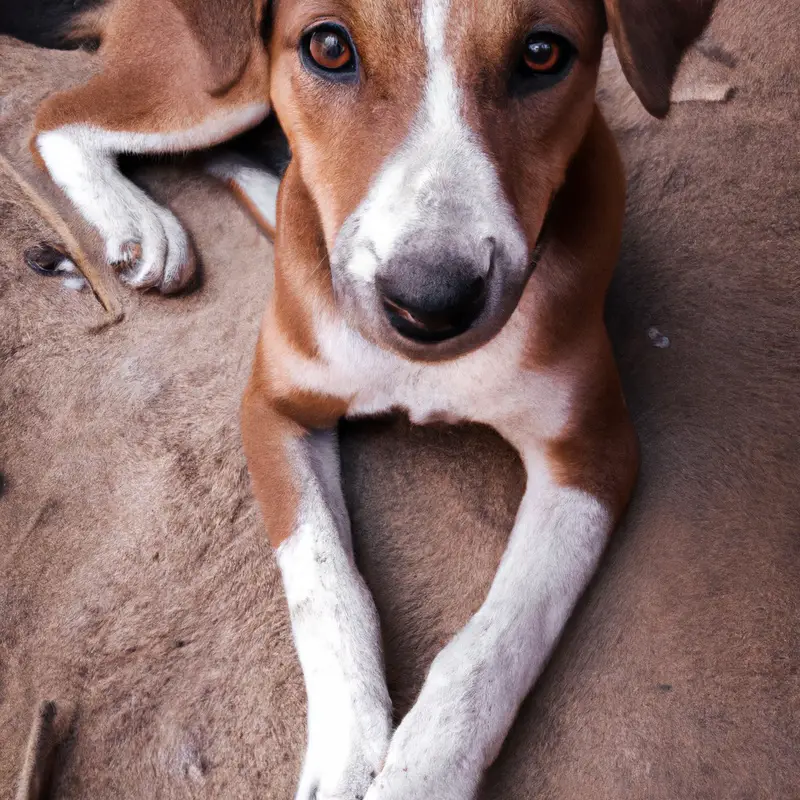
<box><xmin>267</xmin><ymin>0</ymin><xmax>715</xmax><ymax>360</ymax></box>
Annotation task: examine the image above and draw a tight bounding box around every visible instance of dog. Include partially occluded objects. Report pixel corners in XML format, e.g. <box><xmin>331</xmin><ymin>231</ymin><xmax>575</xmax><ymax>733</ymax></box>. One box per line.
<box><xmin>238</xmin><ymin>1</ymin><xmax>715</xmax><ymax>799</ymax></box>
<box><xmin>3</xmin><ymin>0</ymin><xmax>715</xmax><ymax>797</ymax></box>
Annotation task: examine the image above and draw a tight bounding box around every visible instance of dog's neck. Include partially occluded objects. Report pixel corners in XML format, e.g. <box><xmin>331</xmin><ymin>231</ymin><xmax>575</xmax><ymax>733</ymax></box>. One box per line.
<box><xmin>269</xmin><ymin>162</ymin><xmax>336</xmax><ymax>361</ymax></box>
<box><xmin>521</xmin><ymin>107</ymin><xmax>627</xmax><ymax>369</ymax></box>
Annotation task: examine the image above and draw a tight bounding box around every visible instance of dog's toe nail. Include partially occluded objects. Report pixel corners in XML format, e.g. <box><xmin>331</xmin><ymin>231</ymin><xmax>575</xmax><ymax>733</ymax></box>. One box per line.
<box><xmin>25</xmin><ymin>243</ymin><xmax>70</xmax><ymax>276</ymax></box>
<box><xmin>112</xmin><ymin>240</ymin><xmax>143</xmax><ymax>269</ymax></box>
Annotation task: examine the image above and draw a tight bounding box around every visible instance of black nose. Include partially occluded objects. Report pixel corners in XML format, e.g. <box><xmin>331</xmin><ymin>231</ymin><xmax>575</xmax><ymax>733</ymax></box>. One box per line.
<box><xmin>377</xmin><ymin>269</ymin><xmax>487</xmax><ymax>343</ymax></box>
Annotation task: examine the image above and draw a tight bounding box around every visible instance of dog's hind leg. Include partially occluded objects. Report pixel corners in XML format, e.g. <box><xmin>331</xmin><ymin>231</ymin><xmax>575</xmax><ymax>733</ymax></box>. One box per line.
<box><xmin>31</xmin><ymin>0</ymin><xmax>269</xmax><ymax>292</ymax></box>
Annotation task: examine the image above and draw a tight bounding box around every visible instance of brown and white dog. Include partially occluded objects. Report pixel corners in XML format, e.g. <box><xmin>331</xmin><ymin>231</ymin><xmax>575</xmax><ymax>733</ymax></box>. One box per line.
<box><xmin>238</xmin><ymin>2</ymin><xmax>714</xmax><ymax>799</ymax></box>
<box><xmin>4</xmin><ymin>0</ymin><xmax>714</xmax><ymax>797</ymax></box>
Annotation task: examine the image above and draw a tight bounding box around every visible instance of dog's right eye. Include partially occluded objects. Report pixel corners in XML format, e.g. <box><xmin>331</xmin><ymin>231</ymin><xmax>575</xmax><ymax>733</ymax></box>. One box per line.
<box><xmin>301</xmin><ymin>24</ymin><xmax>358</xmax><ymax>82</ymax></box>
<box><xmin>511</xmin><ymin>30</ymin><xmax>575</xmax><ymax>95</ymax></box>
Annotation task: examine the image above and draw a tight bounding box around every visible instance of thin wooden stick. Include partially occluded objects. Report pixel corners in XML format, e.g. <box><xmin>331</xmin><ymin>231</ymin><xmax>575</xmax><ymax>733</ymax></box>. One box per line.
<box><xmin>14</xmin><ymin>700</ymin><xmax>58</xmax><ymax>800</ymax></box>
<box><xmin>0</xmin><ymin>152</ymin><xmax>122</xmax><ymax>321</ymax></box>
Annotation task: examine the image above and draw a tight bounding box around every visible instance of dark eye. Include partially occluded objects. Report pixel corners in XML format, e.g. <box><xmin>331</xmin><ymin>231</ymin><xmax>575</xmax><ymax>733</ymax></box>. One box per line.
<box><xmin>301</xmin><ymin>24</ymin><xmax>357</xmax><ymax>81</ymax></box>
<box><xmin>514</xmin><ymin>32</ymin><xmax>574</xmax><ymax>91</ymax></box>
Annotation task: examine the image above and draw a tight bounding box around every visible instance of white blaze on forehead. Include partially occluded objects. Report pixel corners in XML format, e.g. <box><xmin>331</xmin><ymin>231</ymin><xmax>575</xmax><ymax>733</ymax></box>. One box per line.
<box><xmin>335</xmin><ymin>0</ymin><xmax>526</xmax><ymax>284</ymax></box>
<box><xmin>422</xmin><ymin>0</ymin><xmax>459</xmax><ymax>128</ymax></box>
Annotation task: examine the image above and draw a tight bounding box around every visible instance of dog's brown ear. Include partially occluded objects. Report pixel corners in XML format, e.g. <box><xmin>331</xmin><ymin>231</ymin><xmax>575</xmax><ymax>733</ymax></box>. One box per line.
<box><xmin>603</xmin><ymin>0</ymin><xmax>717</xmax><ymax>117</ymax></box>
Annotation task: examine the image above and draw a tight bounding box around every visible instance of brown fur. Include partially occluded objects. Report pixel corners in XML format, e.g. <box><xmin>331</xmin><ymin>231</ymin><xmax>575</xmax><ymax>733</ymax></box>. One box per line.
<box><xmin>523</xmin><ymin>109</ymin><xmax>626</xmax><ymax>367</ymax></box>
<box><xmin>268</xmin><ymin>169</ymin><xmax>335</xmax><ymax>360</ymax></box>
<box><xmin>241</xmin><ymin>353</ymin><xmax>304</xmax><ymax>547</ymax></box>
<box><xmin>451</xmin><ymin>0</ymin><xmax>606</xmax><ymax>252</ymax></box>
<box><xmin>32</xmin><ymin>0</ymin><xmax>268</xmax><ymax>147</ymax></box>
<box><xmin>604</xmin><ymin>0</ymin><xmax>718</xmax><ymax>116</ymax></box>
<box><xmin>241</xmin><ymin>347</ymin><xmax>349</xmax><ymax>547</ymax></box>
<box><xmin>526</xmin><ymin>111</ymin><xmax>638</xmax><ymax>506</ymax></box>
<box><xmin>1</xmin><ymin>0</ymin><xmax>798</xmax><ymax>796</ymax></box>
<box><xmin>547</xmin><ymin>342</ymin><xmax>638</xmax><ymax>513</ymax></box>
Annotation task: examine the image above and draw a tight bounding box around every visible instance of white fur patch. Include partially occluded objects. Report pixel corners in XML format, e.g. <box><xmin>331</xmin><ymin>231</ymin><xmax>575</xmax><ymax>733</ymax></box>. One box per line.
<box><xmin>205</xmin><ymin>153</ymin><xmax>280</xmax><ymax>231</ymax></box>
<box><xmin>59</xmin><ymin>258</ymin><xmax>87</xmax><ymax>292</ymax></box>
<box><xmin>56</xmin><ymin>103</ymin><xmax>269</xmax><ymax>155</ymax></box>
<box><xmin>276</xmin><ymin>431</ymin><xmax>392</xmax><ymax>800</ymax></box>
<box><xmin>42</xmin><ymin>254</ymin><xmax>86</xmax><ymax>291</ymax></box>
<box><xmin>267</xmin><ymin>298</ymin><xmax>570</xmax><ymax>440</ymax></box>
<box><xmin>36</xmin><ymin>103</ymin><xmax>268</xmax><ymax>292</ymax></box>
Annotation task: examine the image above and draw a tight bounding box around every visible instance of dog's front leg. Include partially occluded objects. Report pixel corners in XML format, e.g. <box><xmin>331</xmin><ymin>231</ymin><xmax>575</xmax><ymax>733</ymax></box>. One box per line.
<box><xmin>242</xmin><ymin>389</ymin><xmax>391</xmax><ymax>800</ymax></box>
<box><xmin>364</xmin><ymin>431</ymin><xmax>634</xmax><ymax>800</ymax></box>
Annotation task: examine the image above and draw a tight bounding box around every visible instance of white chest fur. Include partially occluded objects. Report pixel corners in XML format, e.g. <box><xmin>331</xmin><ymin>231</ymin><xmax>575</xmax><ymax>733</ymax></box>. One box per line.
<box><xmin>271</xmin><ymin>308</ymin><xmax>573</xmax><ymax>445</ymax></box>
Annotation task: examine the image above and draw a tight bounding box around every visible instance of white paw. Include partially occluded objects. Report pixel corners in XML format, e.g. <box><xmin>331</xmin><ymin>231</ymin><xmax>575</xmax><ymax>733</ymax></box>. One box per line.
<box><xmin>104</xmin><ymin>196</ymin><xmax>195</xmax><ymax>294</ymax></box>
<box><xmin>364</xmin><ymin>766</ymin><xmax>474</xmax><ymax>800</ymax></box>
<box><xmin>363</xmin><ymin>649</ymin><xmax>488</xmax><ymax>800</ymax></box>
<box><xmin>363</xmin><ymin>721</ymin><xmax>479</xmax><ymax>800</ymax></box>
<box><xmin>295</xmin><ymin>694</ymin><xmax>391</xmax><ymax>800</ymax></box>
<box><xmin>37</xmin><ymin>129</ymin><xmax>196</xmax><ymax>295</ymax></box>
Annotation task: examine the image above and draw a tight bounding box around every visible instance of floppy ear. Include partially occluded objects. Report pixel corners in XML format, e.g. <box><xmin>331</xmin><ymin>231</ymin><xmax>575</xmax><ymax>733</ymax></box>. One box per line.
<box><xmin>603</xmin><ymin>0</ymin><xmax>717</xmax><ymax>117</ymax></box>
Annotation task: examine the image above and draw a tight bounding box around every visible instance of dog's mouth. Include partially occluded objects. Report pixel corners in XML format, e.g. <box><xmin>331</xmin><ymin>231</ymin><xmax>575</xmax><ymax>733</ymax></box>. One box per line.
<box><xmin>382</xmin><ymin>296</ymin><xmax>479</xmax><ymax>343</ymax></box>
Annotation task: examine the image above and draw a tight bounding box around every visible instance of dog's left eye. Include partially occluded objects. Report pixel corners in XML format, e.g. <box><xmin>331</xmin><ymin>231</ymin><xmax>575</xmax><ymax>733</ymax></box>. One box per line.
<box><xmin>301</xmin><ymin>24</ymin><xmax>358</xmax><ymax>81</ymax></box>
